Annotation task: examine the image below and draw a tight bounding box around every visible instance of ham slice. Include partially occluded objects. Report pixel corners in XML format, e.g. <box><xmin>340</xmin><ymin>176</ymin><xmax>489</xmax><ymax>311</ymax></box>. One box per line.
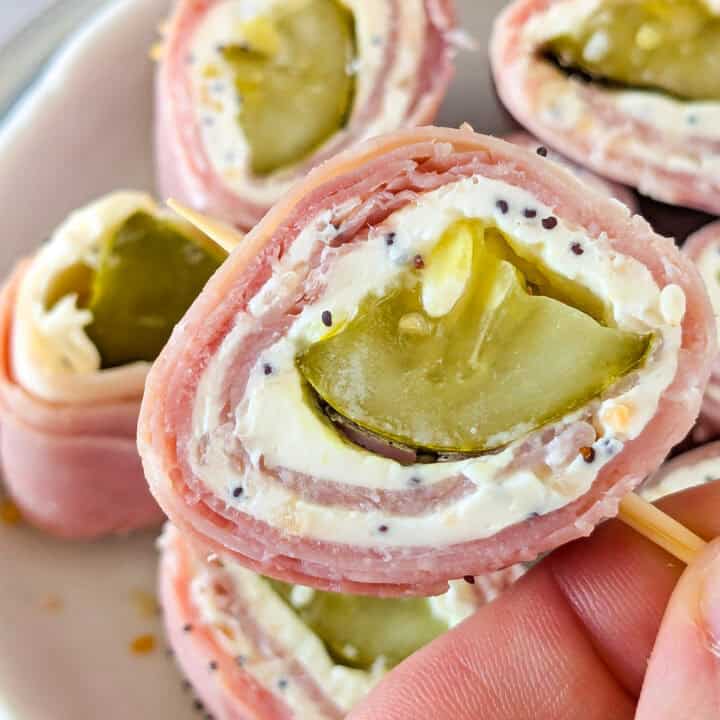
<box><xmin>156</xmin><ymin>0</ymin><xmax>457</xmax><ymax>231</ymax></box>
<box><xmin>0</xmin><ymin>265</ymin><xmax>163</xmax><ymax>538</ymax></box>
<box><xmin>491</xmin><ymin>0</ymin><xmax>720</xmax><ymax>214</ymax></box>
<box><xmin>159</xmin><ymin>523</ymin><xmax>486</xmax><ymax>720</ymax></box>
<box><xmin>684</xmin><ymin>221</ymin><xmax>720</xmax><ymax>434</ymax></box>
<box><xmin>138</xmin><ymin>126</ymin><xmax>716</xmax><ymax>596</ymax></box>
<box><xmin>506</xmin><ymin>131</ymin><xmax>637</xmax><ymax>211</ymax></box>
<box><xmin>641</xmin><ymin>441</ymin><xmax>720</xmax><ymax>503</ymax></box>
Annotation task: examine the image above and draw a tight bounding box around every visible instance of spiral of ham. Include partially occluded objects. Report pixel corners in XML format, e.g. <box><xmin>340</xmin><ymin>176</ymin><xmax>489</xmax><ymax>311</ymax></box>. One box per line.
<box><xmin>138</xmin><ymin>126</ymin><xmax>716</xmax><ymax>596</ymax></box>
<box><xmin>491</xmin><ymin>0</ymin><xmax>720</xmax><ymax>214</ymax></box>
<box><xmin>0</xmin><ymin>264</ymin><xmax>163</xmax><ymax>538</ymax></box>
<box><xmin>156</xmin><ymin>0</ymin><xmax>457</xmax><ymax>231</ymax></box>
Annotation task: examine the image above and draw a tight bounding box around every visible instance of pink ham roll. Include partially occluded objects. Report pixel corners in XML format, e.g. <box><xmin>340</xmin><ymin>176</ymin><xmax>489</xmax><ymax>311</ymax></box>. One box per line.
<box><xmin>684</xmin><ymin>221</ymin><xmax>720</xmax><ymax>435</ymax></box>
<box><xmin>491</xmin><ymin>0</ymin><xmax>720</xmax><ymax>214</ymax></box>
<box><xmin>0</xmin><ymin>192</ymin><xmax>224</xmax><ymax>538</ymax></box>
<box><xmin>138</xmin><ymin>127</ymin><xmax>716</xmax><ymax>596</ymax></box>
<box><xmin>159</xmin><ymin>523</ymin><xmax>489</xmax><ymax>720</ymax></box>
<box><xmin>156</xmin><ymin>0</ymin><xmax>457</xmax><ymax>231</ymax></box>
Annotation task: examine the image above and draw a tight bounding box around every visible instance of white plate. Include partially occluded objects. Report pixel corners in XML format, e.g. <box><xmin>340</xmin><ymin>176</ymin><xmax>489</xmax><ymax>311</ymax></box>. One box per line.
<box><xmin>0</xmin><ymin>1</ymin><xmax>511</xmax><ymax>718</ymax></box>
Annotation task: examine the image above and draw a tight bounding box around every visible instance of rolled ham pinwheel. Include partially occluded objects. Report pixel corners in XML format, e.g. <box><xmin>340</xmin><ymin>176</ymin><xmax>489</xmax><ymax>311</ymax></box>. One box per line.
<box><xmin>641</xmin><ymin>441</ymin><xmax>720</xmax><ymax>502</ymax></box>
<box><xmin>491</xmin><ymin>0</ymin><xmax>720</xmax><ymax>214</ymax></box>
<box><xmin>507</xmin><ymin>132</ymin><xmax>637</xmax><ymax>211</ymax></box>
<box><xmin>0</xmin><ymin>192</ymin><xmax>225</xmax><ymax>538</ymax></box>
<box><xmin>685</xmin><ymin>221</ymin><xmax>720</xmax><ymax>435</ymax></box>
<box><xmin>155</xmin><ymin>0</ymin><xmax>457</xmax><ymax>231</ymax></box>
<box><xmin>159</xmin><ymin>523</ymin><xmax>485</xmax><ymax>720</ymax></box>
<box><xmin>138</xmin><ymin>127</ymin><xmax>716</xmax><ymax>596</ymax></box>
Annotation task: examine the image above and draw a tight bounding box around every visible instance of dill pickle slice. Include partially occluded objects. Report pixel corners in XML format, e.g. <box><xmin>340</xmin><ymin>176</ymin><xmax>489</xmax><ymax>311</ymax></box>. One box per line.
<box><xmin>269</xmin><ymin>580</ymin><xmax>448</xmax><ymax>670</ymax></box>
<box><xmin>84</xmin><ymin>211</ymin><xmax>224</xmax><ymax>368</ymax></box>
<box><xmin>298</xmin><ymin>220</ymin><xmax>650</xmax><ymax>453</ymax></box>
<box><xmin>221</xmin><ymin>0</ymin><xmax>356</xmax><ymax>176</ymax></box>
<box><xmin>545</xmin><ymin>0</ymin><xmax>720</xmax><ymax>101</ymax></box>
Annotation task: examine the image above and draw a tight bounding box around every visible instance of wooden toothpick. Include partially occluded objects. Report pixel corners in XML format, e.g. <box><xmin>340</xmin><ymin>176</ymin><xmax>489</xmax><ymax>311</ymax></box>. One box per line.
<box><xmin>618</xmin><ymin>492</ymin><xmax>706</xmax><ymax>564</ymax></box>
<box><xmin>167</xmin><ymin>199</ymin><xmax>244</xmax><ymax>254</ymax></box>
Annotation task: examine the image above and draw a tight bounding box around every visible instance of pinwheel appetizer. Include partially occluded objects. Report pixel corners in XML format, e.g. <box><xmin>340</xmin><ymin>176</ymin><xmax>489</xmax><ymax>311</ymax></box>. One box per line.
<box><xmin>0</xmin><ymin>192</ymin><xmax>225</xmax><ymax>538</ymax></box>
<box><xmin>491</xmin><ymin>0</ymin><xmax>720</xmax><ymax>214</ymax></box>
<box><xmin>642</xmin><ymin>441</ymin><xmax>720</xmax><ymax>502</ymax></box>
<box><xmin>684</xmin><ymin>221</ymin><xmax>720</xmax><ymax>437</ymax></box>
<box><xmin>155</xmin><ymin>0</ymin><xmax>457</xmax><ymax>230</ymax></box>
<box><xmin>507</xmin><ymin>132</ymin><xmax>637</xmax><ymax>210</ymax></box>
<box><xmin>138</xmin><ymin>127</ymin><xmax>715</xmax><ymax>596</ymax></box>
<box><xmin>160</xmin><ymin>523</ymin><xmax>490</xmax><ymax>720</ymax></box>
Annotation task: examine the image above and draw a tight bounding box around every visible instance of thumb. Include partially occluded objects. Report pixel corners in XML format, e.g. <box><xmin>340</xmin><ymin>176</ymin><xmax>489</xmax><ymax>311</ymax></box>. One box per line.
<box><xmin>635</xmin><ymin>538</ymin><xmax>720</xmax><ymax>720</ymax></box>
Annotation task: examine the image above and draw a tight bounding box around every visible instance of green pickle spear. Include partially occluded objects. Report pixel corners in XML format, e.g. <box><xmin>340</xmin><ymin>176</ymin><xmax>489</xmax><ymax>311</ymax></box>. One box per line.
<box><xmin>298</xmin><ymin>219</ymin><xmax>651</xmax><ymax>454</ymax></box>
<box><xmin>222</xmin><ymin>0</ymin><xmax>356</xmax><ymax>175</ymax></box>
<box><xmin>46</xmin><ymin>211</ymin><xmax>225</xmax><ymax>369</ymax></box>
<box><xmin>545</xmin><ymin>0</ymin><xmax>720</xmax><ymax>101</ymax></box>
<box><xmin>269</xmin><ymin>580</ymin><xmax>448</xmax><ymax>670</ymax></box>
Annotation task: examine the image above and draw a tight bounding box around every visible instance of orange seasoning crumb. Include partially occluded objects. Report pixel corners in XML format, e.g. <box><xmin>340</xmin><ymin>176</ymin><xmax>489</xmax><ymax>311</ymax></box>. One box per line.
<box><xmin>130</xmin><ymin>589</ymin><xmax>160</xmax><ymax>619</ymax></box>
<box><xmin>40</xmin><ymin>595</ymin><xmax>64</xmax><ymax>613</ymax></box>
<box><xmin>0</xmin><ymin>498</ymin><xmax>22</xmax><ymax>526</ymax></box>
<box><xmin>131</xmin><ymin>634</ymin><xmax>157</xmax><ymax>655</ymax></box>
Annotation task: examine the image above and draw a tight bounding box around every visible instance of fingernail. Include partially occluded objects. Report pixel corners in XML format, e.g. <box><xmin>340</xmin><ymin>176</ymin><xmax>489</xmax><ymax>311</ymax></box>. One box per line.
<box><xmin>701</xmin><ymin>541</ymin><xmax>720</xmax><ymax>656</ymax></box>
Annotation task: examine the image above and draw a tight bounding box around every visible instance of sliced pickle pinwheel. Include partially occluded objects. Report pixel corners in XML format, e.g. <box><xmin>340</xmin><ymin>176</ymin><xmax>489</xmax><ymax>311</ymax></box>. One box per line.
<box><xmin>138</xmin><ymin>127</ymin><xmax>716</xmax><ymax>595</ymax></box>
<box><xmin>491</xmin><ymin>0</ymin><xmax>720</xmax><ymax>213</ymax></box>
<box><xmin>155</xmin><ymin>0</ymin><xmax>457</xmax><ymax>230</ymax></box>
<box><xmin>160</xmin><ymin>524</ymin><xmax>490</xmax><ymax>720</ymax></box>
<box><xmin>0</xmin><ymin>192</ymin><xmax>225</xmax><ymax>538</ymax></box>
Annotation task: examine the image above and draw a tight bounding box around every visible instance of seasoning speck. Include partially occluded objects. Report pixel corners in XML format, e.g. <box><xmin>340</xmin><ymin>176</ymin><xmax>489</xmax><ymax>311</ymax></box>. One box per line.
<box><xmin>263</xmin><ymin>363</ymin><xmax>273</xmax><ymax>376</ymax></box>
<box><xmin>523</xmin><ymin>208</ymin><xmax>537</xmax><ymax>219</ymax></box>
<box><xmin>40</xmin><ymin>594</ymin><xmax>63</xmax><ymax>613</ymax></box>
<box><xmin>496</xmin><ymin>199</ymin><xmax>509</xmax><ymax>214</ymax></box>
<box><xmin>570</xmin><ymin>242</ymin><xmax>584</xmax><ymax>256</ymax></box>
<box><xmin>209</xmin><ymin>661</ymin><xmax>218</xmax><ymax>672</ymax></box>
<box><xmin>278</xmin><ymin>678</ymin><xmax>289</xmax><ymax>690</ymax></box>
<box><xmin>232</xmin><ymin>486</ymin><xmax>244</xmax><ymax>499</ymax></box>
<box><xmin>321</xmin><ymin>310</ymin><xmax>333</xmax><ymax>327</ymax></box>
<box><xmin>542</xmin><ymin>216</ymin><xmax>558</xmax><ymax>230</ymax></box>
<box><xmin>183</xmin><ymin>623</ymin><xmax>194</xmax><ymax>633</ymax></box>
<box><xmin>409</xmin><ymin>476</ymin><xmax>422</xmax><ymax>486</ymax></box>
<box><xmin>182</xmin><ymin>680</ymin><xmax>192</xmax><ymax>691</ymax></box>
<box><xmin>130</xmin><ymin>634</ymin><xmax>156</xmax><ymax>655</ymax></box>
<box><xmin>579</xmin><ymin>446</ymin><xmax>596</xmax><ymax>463</ymax></box>
<box><xmin>537</xmin><ymin>146</ymin><xmax>548</xmax><ymax>157</ymax></box>
<box><xmin>413</xmin><ymin>254</ymin><xmax>425</xmax><ymax>269</ymax></box>
<box><xmin>687</xmin><ymin>114</ymin><xmax>699</xmax><ymax>126</ymax></box>
<box><xmin>378</xmin><ymin>524</ymin><xmax>389</xmax><ymax>533</ymax></box>
<box><xmin>0</xmin><ymin>498</ymin><xmax>22</xmax><ymax>526</ymax></box>
<box><xmin>385</xmin><ymin>232</ymin><xmax>396</xmax><ymax>246</ymax></box>
<box><xmin>463</xmin><ymin>575</ymin><xmax>475</xmax><ymax>585</ymax></box>
<box><xmin>194</xmin><ymin>699</ymin><xmax>205</xmax><ymax>711</ymax></box>
<box><xmin>235</xmin><ymin>655</ymin><xmax>247</xmax><ymax>667</ymax></box>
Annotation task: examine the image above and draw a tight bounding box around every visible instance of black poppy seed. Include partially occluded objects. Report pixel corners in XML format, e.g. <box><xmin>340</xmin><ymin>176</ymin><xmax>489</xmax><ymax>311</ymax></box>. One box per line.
<box><xmin>233</xmin><ymin>486</ymin><xmax>244</xmax><ymax>498</ymax></box>
<box><xmin>321</xmin><ymin>310</ymin><xmax>333</xmax><ymax>327</ymax></box>
<box><xmin>570</xmin><ymin>242</ymin><xmax>584</xmax><ymax>256</ymax></box>
<box><xmin>523</xmin><ymin>208</ymin><xmax>537</xmax><ymax>219</ymax></box>
<box><xmin>496</xmin><ymin>199</ymin><xmax>509</xmax><ymax>214</ymax></box>
<box><xmin>536</xmin><ymin>146</ymin><xmax>548</xmax><ymax>157</ymax></box>
<box><xmin>542</xmin><ymin>216</ymin><xmax>558</xmax><ymax>230</ymax></box>
<box><xmin>209</xmin><ymin>661</ymin><xmax>218</xmax><ymax>671</ymax></box>
<box><xmin>528</xmin><ymin>511</ymin><xmax>540</xmax><ymax>519</ymax></box>
<box><xmin>183</xmin><ymin>623</ymin><xmax>193</xmax><ymax>633</ymax></box>
<box><xmin>409</xmin><ymin>476</ymin><xmax>422</xmax><ymax>486</ymax></box>
<box><xmin>205</xmin><ymin>715</ymin><xmax>215</xmax><ymax>720</ymax></box>
<box><xmin>263</xmin><ymin>363</ymin><xmax>273</xmax><ymax>376</ymax></box>
<box><xmin>378</xmin><ymin>524</ymin><xmax>389</xmax><ymax>533</ymax></box>
<box><xmin>705</xmin><ymin>475</ymin><xmax>714</xmax><ymax>482</ymax></box>
<box><xmin>579</xmin><ymin>446</ymin><xmax>596</xmax><ymax>463</ymax></box>
<box><xmin>687</xmin><ymin>114</ymin><xmax>699</xmax><ymax>125</ymax></box>
<box><xmin>278</xmin><ymin>678</ymin><xmax>289</xmax><ymax>690</ymax></box>
<box><xmin>385</xmin><ymin>232</ymin><xmax>396</xmax><ymax>246</ymax></box>
<box><xmin>463</xmin><ymin>575</ymin><xmax>475</xmax><ymax>585</ymax></box>
<box><xmin>182</xmin><ymin>680</ymin><xmax>192</xmax><ymax>691</ymax></box>
<box><xmin>413</xmin><ymin>254</ymin><xmax>425</xmax><ymax>269</ymax></box>
<box><xmin>194</xmin><ymin>700</ymin><xmax>205</xmax><ymax>711</ymax></box>
<box><xmin>235</xmin><ymin>655</ymin><xmax>247</xmax><ymax>667</ymax></box>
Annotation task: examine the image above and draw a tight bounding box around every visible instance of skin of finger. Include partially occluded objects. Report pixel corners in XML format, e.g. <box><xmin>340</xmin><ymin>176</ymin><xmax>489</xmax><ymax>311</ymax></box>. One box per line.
<box><xmin>348</xmin><ymin>481</ymin><xmax>720</xmax><ymax>720</ymax></box>
<box><xmin>635</xmin><ymin>538</ymin><xmax>720</xmax><ymax>720</ymax></box>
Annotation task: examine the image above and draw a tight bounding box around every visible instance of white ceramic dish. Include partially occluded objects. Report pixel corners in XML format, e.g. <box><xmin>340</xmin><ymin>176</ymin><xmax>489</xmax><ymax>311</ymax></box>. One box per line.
<box><xmin>0</xmin><ymin>1</ymin><xmax>511</xmax><ymax>717</ymax></box>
